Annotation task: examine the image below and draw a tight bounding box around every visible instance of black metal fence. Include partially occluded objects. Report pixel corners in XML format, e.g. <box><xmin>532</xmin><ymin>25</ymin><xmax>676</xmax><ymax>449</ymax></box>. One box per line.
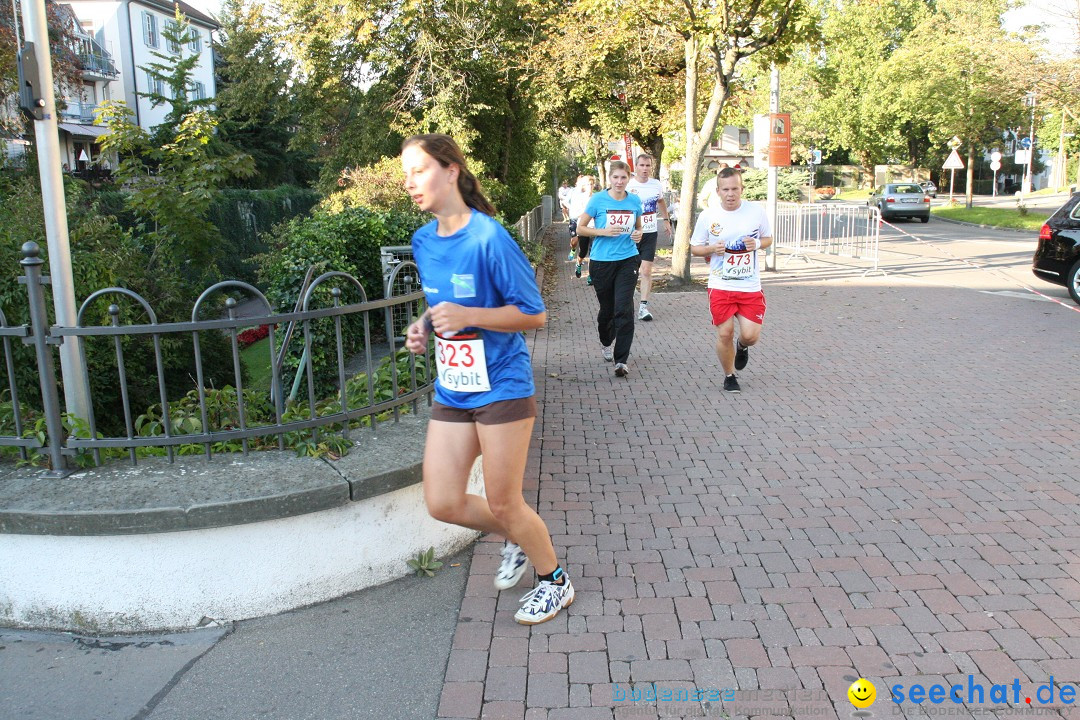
<box><xmin>6</xmin><ymin>242</ymin><xmax>432</xmax><ymax>477</ymax></box>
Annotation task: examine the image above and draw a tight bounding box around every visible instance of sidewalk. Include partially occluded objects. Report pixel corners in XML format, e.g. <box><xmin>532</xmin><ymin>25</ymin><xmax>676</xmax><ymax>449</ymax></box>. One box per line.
<box><xmin>4</xmin><ymin>223</ymin><xmax>1080</xmax><ymax>720</ymax></box>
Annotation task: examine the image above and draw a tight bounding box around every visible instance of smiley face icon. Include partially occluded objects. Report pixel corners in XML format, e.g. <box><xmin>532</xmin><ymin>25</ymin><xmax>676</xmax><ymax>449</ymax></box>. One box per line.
<box><xmin>848</xmin><ymin>678</ymin><xmax>876</xmax><ymax>709</ymax></box>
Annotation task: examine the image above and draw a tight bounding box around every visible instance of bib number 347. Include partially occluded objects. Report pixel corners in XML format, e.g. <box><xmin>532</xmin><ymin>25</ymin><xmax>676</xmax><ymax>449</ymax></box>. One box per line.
<box><xmin>435</xmin><ymin>335</ymin><xmax>491</xmax><ymax>392</ymax></box>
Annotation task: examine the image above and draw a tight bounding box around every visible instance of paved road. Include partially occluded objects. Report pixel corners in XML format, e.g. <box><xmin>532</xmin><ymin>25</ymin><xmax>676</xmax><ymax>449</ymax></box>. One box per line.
<box><xmin>878</xmin><ymin>215</ymin><xmax>1074</xmax><ymax>306</ymax></box>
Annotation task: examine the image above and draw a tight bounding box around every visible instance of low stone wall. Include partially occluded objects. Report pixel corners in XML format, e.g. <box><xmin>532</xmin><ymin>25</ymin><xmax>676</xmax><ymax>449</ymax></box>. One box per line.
<box><xmin>0</xmin><ymin>405</ymin><xmax>483</xmax><ymax>633</ymax></box>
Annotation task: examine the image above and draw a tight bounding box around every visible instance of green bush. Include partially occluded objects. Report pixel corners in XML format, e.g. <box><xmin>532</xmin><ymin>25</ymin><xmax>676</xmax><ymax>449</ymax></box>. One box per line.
<box><xmin>741</xmin><ymin>168</ymin><xmax>808</xmax><ymax>202</ymax></box>
<box><xmin>0</xmin><ymin>172</ymin><xmax>236</xmax><ymax>435</ymax></box>
<box><xmin>255</xmin><ymin>206</ymin><xmax>426</xmax><ymax>397</ymax></box>
<box><xmin>95</xmin><ymin>185</ymin><xmax>319</xmax><ymax>285</ymax></box>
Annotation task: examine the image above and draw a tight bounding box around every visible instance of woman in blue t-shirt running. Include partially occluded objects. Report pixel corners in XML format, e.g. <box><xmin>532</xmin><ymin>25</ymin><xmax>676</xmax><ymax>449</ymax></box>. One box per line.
<box><xmin>401</xmin><ymin>134</ymin><xmax>573</xmax><ymax>625</ymax></box>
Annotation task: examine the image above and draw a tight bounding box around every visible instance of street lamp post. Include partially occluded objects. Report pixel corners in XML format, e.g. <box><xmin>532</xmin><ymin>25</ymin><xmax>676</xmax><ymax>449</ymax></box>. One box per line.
<box><xmin>18</xmin><ymin>0</ymin><xmax>91</xmax><ymax>423</ymax></box>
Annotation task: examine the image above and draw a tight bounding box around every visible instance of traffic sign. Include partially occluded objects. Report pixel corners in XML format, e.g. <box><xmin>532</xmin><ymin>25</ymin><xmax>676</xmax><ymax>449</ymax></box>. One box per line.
<box><xmin>942</xmin><ymin>149</ymin><xmax>965</xmax><ymax>170</ymax></box>
<box><xmin>1020</xmin><ymin>137</ymin><xmax>1031</xmax><ymax>150</ymax></box>
<box><xmin>990</xmin><ymin>151</ymin><xmax>1002</xmax><ymax>162</ymax></box>
<box><xmin>810</xmin><ymin>149</ymin><xmax>822</xmax><ymax>165</ymax></box>
<box><xmin>990</xmin><ymin>160</ymin><xmax>1002</xmax><ymax>171</ymax></box>
<box><xmin>947</xmin><ymin>136</ymin><xmax>962</xmax><ymax>150</ymax></box>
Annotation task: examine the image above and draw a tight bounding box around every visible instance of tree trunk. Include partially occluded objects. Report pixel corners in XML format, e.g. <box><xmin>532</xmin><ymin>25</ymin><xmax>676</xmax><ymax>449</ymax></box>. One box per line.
<box><xmin>671</xmin><ymin>37</ymin><xmax>730</xmax><ymax>284</ymax></box>
<box><xmin>499</xmin><ymin>89</ymin><xmax>514</xmax><ymax>181</ymax></box>
<box><xmin>965</xmin><ymin>145</ymin><xmax>974</xmax><ymax>209</ymax></box>
<box><xmin>649</xmin><ymin>135</ymin><xmax>664</xmax><ymax>178</ymax></box>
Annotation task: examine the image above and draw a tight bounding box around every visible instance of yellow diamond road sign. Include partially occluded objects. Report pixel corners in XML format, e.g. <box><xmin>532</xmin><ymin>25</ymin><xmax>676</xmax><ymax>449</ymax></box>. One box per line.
<box><xmin>942</xmin><ymin>149</ymin><xmax>964</xmax><ymax>170</ymax></box>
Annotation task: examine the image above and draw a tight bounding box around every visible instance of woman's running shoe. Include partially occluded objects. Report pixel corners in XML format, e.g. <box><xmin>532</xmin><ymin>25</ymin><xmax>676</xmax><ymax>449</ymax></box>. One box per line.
<box><xmin>494</xmin><ymin>541</ymin><xmax>529</xmax><ymax>590</ymax></box>
<box><xmin>514</xmin><ymin>577</ymin><xmax>575</xmax><ymax>625</ymax></box>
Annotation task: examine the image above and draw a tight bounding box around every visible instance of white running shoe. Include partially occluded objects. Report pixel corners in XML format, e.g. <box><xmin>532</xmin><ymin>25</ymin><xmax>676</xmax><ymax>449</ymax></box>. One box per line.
<box><xmin>494</xmin><ymin>542</ymin><xmax>529</xmax><ymax>590</ymax></box>
<box><xmin>602</xmin><ymin>345</ymin><xmax>614</xmax><ymax>362</ymax></box>
<box><xmin>638</xmin><ymin>304</ymin><xmax>653</xmax><ymax>321</ymax></box>
<box><xmin>514</xmin><ymin>577</ymin><xmax>575</xmax><ymax>625</ymax></box>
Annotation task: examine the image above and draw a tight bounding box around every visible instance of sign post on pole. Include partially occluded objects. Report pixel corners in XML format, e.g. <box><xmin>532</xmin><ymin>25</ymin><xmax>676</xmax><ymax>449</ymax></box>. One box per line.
<box><xmin>765</xmin><ymin>67</ymin><xmax>782</xmax><ymax>271</ymax></box>
<box><xmin>942</xmin><ymin>146</ymin><xmax>964</xmax><ymax>204</ymax></box>
<box><xmin>990</xmin><ymin>151</ymin><xmax>1002</xmax><ymax>197</ymax></box>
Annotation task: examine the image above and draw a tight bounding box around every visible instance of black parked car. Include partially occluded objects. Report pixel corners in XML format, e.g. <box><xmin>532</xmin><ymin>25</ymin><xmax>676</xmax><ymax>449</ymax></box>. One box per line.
<box><xmin>1032</xmin><ymin>192</ymin><xmax>1080</xmax><ymax>305</ymax></box>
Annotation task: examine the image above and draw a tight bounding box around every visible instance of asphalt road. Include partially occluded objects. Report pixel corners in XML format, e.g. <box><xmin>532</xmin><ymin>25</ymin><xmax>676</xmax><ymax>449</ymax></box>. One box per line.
<box><xmin>876</xmin><ymin>214</ymin><xmax>1075</xmax><ymax>308</ymax></box>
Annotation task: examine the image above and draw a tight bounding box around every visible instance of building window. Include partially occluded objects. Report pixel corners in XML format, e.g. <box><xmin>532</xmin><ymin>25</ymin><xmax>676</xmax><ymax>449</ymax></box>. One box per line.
<box><xmin>189</xmin><ymin>30</ymin><xmax>202</xmax><ymax>53</ymax></box>
<box><xmin>738</xmin><ymin>129</ymin><xmax>751</xmax><ymax>150</ymax></box>
<box><xmin>165</xmin><ymin>20</ymin><xmax>180</xmax><ymax>53</ymax></box>
<box><xmin>148</xmin><ymin>72</ymin><xmax>164</xmax><ymax>96</ymax></box>
<box><xmin>190</xmin><ymin>81</ymin><xmax>205</xmax><ymax>101</ymax></box>
<box><xmin>142</xmin><ymin>12</ymin><xmax>158</xmax><ymax>48</ymax></box>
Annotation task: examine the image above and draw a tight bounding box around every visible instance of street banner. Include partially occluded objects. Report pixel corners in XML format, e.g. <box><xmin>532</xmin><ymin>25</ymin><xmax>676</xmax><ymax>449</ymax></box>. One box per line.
<box><xmin>624</xmin><ymin>134</ymin><xmax>634</xmax><ymax>172</ymax></box>
<box><xmin>769</xmin><ymin>113</ymin><xmax>791</xmax><ymax>167</ymax></box>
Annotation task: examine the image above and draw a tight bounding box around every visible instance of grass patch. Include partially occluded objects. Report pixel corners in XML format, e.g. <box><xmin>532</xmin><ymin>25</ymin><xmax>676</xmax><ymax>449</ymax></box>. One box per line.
<box><xmin>833</xmin><ymin>188</ymin><xmax>870</xmax><ymax>202</ymax></box>
<box><xmin>931</xmin><ymin>205</ymin><xmax>1050</xmax><ymax>231</ymax></box>
<box><xmin>240</xmin><ymin>336</ymin><xmax>274</xmax><ymax>393</ymax></box>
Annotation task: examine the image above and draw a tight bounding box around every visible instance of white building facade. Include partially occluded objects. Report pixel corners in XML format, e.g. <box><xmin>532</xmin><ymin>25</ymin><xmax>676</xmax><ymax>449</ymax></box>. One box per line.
<box><xmin>62</xmin><ymin>0</ymin><xmax>218</xmax><ymax>132</ymax></box>
<box><xmin>4</xmin><ymin>0</ymin><xmax>218</xmax><ymax>173</ymax></box>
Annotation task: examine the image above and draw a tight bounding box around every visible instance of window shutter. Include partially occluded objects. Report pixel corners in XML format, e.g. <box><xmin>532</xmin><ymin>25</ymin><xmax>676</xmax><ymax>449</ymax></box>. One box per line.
<box><xmin>142</xmin><ymin>12</ymin><xmax>157</xmax><ymax>47</ymax></box>
<box><xmin>166</xmin><ymin>20</ymin><xmax>179</xmax><ymax>53</ymax></box>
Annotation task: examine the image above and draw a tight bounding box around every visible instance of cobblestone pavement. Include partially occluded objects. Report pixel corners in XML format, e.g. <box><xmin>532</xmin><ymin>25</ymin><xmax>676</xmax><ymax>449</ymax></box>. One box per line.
<box><xmin>438</xmin><ymin>224</ymin><xmax>1080</xmax><ymax>720</ymax></box>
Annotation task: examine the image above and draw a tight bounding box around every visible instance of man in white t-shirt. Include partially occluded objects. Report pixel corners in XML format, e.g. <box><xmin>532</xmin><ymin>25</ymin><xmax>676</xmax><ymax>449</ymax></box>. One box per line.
<box><xmin>689</xmin><ymin>167</ymin><xmax>773</xmax><ymax>394</ymax></box>
<box><xmin>626</xmin><ymin>153</ymin><xmax>671</xmax><ymax>321</ymax></box>
<box><xmin>568</xmin><ymin>174</ymin><xmax>596</xmax><ymax>279</ymax></box>
<box><xmin>558</xmin><ymin>180</ymin><xmax>573</xmax><ymax>222</ymax></box>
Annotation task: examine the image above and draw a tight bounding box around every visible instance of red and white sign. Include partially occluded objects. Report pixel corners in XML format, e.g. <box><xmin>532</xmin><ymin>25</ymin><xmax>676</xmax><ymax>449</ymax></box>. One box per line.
<box><xmin>769</xmin><ymin>113</ymin><xmax>791</xmax><ymax>167</ymax></box>
<box><xmin>623</xmin><ymin>134</ymin><xmax>634</xmax><ymax>172</ymax></box>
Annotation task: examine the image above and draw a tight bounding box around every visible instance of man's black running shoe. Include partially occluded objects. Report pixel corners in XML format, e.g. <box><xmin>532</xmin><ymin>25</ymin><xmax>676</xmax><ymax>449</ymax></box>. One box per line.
<box><xmin>734</xmin><ymin>341</ymin><xmax>749</xmax><ymax>371</ymax></box>
<box><xmin>723</xmin><ymin>374</ymin><xmax>741</xmax><ymax>393</ymax></box>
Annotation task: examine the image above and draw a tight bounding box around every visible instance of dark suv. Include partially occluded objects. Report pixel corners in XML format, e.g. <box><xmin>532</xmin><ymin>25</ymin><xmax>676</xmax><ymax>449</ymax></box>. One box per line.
<box><xmin>1032</xmin><ymin>192</ymin><xmax>1080</xmax><ymax>305</ymax></box>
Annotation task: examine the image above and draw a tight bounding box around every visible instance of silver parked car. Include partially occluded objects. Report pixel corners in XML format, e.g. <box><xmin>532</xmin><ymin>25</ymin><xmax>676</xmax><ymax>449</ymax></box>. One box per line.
<box><xmin>868</xmin><ymin>183</ymin><xmax>931</xmax><ymax>222</ymax></box>
<box><xmin>920</xmin><ymin>181</ymin><xmax>937</xmax><ymax>198</ymax></box>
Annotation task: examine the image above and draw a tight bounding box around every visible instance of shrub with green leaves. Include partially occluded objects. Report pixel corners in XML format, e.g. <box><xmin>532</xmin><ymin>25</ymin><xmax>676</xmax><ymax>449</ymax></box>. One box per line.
<box><xmin>255</xmin><ymin>206</ymin><xmax>426</xmax><ymax>397</ymax></box>
<box><xmin>0</xmin><ymin>170</ymin><xmax>236</xmax><ymax>434</ymax></box>
<box><xmin>741</xmin><ymin>168</ymin><xmax>809</xmax><ymax>202</ymax></box>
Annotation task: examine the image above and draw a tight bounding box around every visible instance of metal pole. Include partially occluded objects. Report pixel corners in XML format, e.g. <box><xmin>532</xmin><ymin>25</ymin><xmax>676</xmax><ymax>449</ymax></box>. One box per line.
<box><xmin>20</xmin><ymin>242</ymin><xmax>70</xmax><ymax>477</ymax></box>
<box><xmin>1023</xmin><ymin>93</ymin><xmax>1036</xmax><ymax>196</ymax></box>
<box><xmin>20</xmin><ymin>0</ymin><xmax>91</xmax><ymax>421</ymax></box>
<box><xmin>765</xmin><ymin>65</ymin><xmax>779</xmax><ymax>272</ymax></box>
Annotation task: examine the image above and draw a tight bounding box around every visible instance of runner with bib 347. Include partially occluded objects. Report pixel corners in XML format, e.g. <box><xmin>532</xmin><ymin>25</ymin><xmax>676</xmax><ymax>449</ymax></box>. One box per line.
<box><xmin>402</xmin><ymin>134</ymin><xmax>574</xmax><ymax>625</ymax></box>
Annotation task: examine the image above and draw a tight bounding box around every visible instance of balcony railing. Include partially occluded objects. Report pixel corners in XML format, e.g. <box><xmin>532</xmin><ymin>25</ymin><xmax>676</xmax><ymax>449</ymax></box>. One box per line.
<box><xmin>78</xmin><ymin>51</ymin><xmax>119</xmax><ymax>79</ymax></box>
<box><xmin>59</xmin><ymin>103</ymin><xmax>102</xmax><ymax>124</ymax></box>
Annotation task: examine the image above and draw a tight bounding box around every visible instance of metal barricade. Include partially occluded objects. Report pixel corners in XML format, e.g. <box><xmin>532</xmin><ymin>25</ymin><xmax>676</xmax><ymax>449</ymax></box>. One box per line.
<box><xmin>775</xmin><ymin>203</ymin><xmax>884</xmax><ymax>276</ymax></box>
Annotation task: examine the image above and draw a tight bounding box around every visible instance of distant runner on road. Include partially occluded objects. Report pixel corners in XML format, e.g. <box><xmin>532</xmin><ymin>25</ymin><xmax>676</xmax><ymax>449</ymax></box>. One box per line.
<box><xmin>689</xmin><ymin>167</ymin><xmax>773</xmax><ymax>394</ymax></box>
<box><xmin>626</xmin><ymin>153</ymin><xmax>671</xmax><ymax>322</ymax></box>
<box><xmin>576</xmin><ymin>161</ymin><xmax>643</xmax><ymax>378</ymax></box>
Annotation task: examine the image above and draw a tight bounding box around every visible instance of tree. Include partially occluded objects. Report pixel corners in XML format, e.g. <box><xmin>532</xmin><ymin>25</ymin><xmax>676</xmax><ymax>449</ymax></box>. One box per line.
<box><xmin>1</xmin><ymin>0</ymin><xmax>89</xmax><ymax>143</ymax></box>
<box><xmin>652</xmin><ymin>0</ymin><xmax>818</xmax><ymax>283</ymax></box>
<box><xmin>874</xmin><ymin>0</ymin><xmax>1035</xmax><ymax>206</ymax></box>
<box><xmin>96</xmin><ymin>14</ymin><xmax>254</xmax><ymax>283</ymax></box>
<box><xmin>213</xmin><ymin>0</ymin><xmax>317</xmax><ymax>187</ymax></box>
<box><xmin>533</xmin><ymin>4</ymin><xmax>685</xmax><ymax>178</ymax></box>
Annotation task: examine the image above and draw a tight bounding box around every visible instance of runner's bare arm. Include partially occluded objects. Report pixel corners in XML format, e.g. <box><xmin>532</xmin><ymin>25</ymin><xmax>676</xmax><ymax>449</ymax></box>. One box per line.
<box><xmin>429</xmin><ymin>302</ymin><xmax>545</xmax><ymax>335</ymax></box>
